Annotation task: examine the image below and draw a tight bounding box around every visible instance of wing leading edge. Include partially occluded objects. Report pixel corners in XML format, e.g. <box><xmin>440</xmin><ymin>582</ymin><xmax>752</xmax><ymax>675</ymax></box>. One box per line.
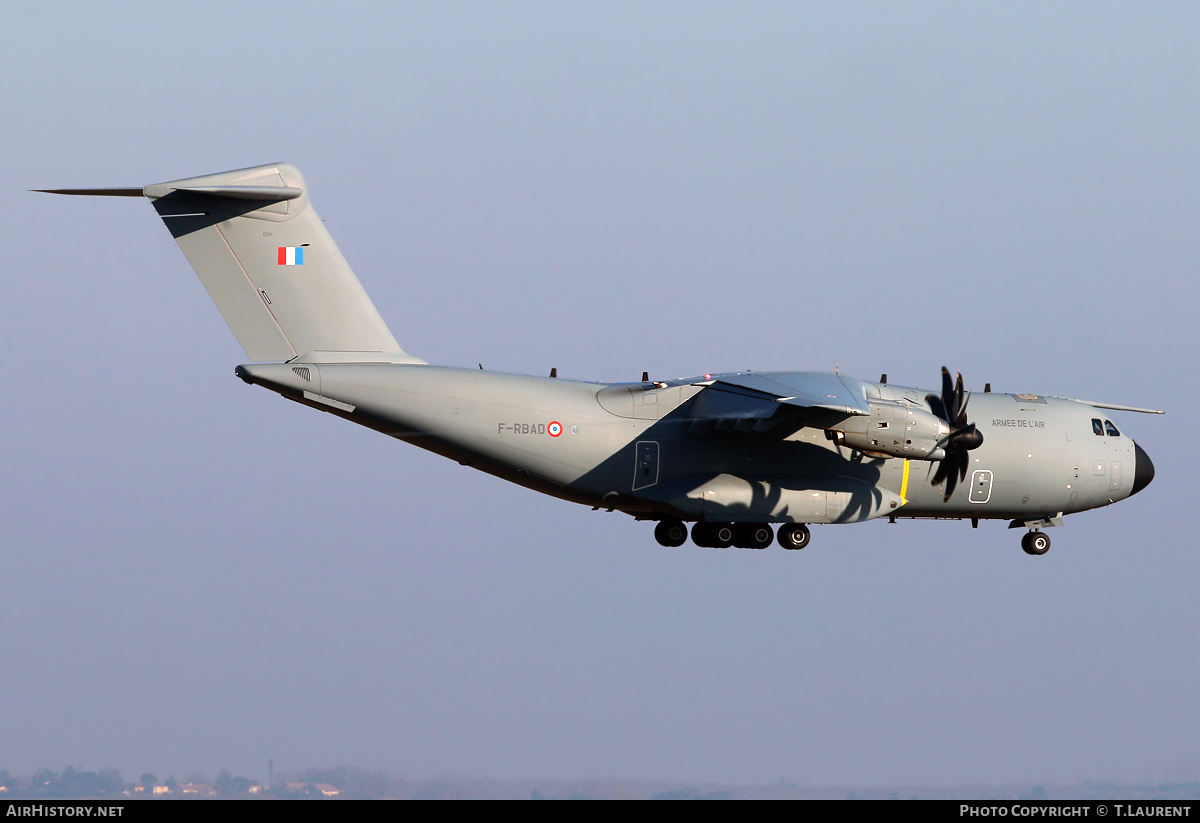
<box><xmin>688</xmin><ymin>371</ymin><xmax>870</xmax><ymax>427</ymax></box>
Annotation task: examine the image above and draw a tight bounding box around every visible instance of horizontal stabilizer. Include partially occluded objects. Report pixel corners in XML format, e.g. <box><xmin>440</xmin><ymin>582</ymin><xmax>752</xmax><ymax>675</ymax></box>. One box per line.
<box><xmin>37</xmin><ymin>185</ymin><xmax>303</xmax><ymax>201</ymax></box>
<box><xmin>33</xmin><ymin>188</ymin><xmax>144</xmax><ymax>197</ymax></box>
<box><xmin>174</xmin><ymin>185</ymin><xmax>303</xmax><ymax>201</ymax></box>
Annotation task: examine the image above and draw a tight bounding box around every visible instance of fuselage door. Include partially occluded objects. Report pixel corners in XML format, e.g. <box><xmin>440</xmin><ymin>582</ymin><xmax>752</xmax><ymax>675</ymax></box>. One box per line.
<box><xmin>633</xmin><ymin>441</ymin><xmax>660</xmax><ymax>491</ymax></box>
<box><xmin>969</xmin><ymin>469</ymin><xmax>993</xmax><ymax>504</ymax></box>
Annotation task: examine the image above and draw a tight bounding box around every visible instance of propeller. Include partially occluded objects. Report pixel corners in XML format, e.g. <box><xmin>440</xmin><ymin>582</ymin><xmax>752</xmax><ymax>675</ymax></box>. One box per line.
<box><xmin>929</xmin><ymin>367</ymin><xmax>984</xmax><ymax>501</ymax></box>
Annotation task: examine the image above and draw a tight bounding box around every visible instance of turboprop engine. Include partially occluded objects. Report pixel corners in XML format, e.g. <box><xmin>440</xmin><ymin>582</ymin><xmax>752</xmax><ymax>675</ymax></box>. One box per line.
<box><xmin>826</xmin><ymin>401</ymin><xmax>951</xmax><ymax>461</ymax></box>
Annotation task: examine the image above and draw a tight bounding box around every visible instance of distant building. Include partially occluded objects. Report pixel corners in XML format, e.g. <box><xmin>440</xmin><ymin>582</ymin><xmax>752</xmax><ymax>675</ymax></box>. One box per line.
<box><xmin>180</xmin><ymin>783</ymin><xmax>216</xmax><ymax>797</ymax></box>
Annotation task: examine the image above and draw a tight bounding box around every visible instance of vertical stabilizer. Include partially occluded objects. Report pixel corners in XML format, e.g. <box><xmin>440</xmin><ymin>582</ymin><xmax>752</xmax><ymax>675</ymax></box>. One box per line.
<box><xmin>125</xmin><ymin>163</ymin><xmax>420</xmax><ymax>364</ymax></box>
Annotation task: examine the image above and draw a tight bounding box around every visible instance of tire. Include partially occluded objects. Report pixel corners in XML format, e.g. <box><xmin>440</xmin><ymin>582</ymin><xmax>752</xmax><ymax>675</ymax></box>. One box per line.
<box><xmin>1023</xmin><ymin>531</ymin><xmax>1050</xmax><ymax>555</ymax></box>
<box><xmin>777</xmin><ymin>523</ymin><xmax>811</xmax><ymax>550</ymax></box>
<box><xmin>710</xmin><ymin>523</ymin><xmax>735</xmax><ymax>549</ymax></box>
<box><xmin>654</xmin><ymin>519</ymin><xmax>688</xmax><ymax>547</ymax></box>
<box><xmin>735</xmin><ymin>524</ymin><xmax>773</xmax><ymax>550</ymax></box>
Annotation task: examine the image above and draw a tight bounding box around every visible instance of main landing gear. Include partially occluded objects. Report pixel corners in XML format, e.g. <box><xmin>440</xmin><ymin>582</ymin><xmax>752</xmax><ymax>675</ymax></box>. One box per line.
<box><xmin>653</xmin><ymin>519</ymin><xmax>689</xmax><ymax>547</ymax></box>
<box><xmin>1021</xmin><ymin>531</ymin><xmax>1051</xmax><ymax>556</ymax></box>
<box><xmin>653</xmin><ymin>520</ymin><xmax>808</xmax><ymax>550</ymax></box>
<box><xmin>776</xmin><ymin>523</ymin><xmax>811</xmax><ymax>550</ymax></box>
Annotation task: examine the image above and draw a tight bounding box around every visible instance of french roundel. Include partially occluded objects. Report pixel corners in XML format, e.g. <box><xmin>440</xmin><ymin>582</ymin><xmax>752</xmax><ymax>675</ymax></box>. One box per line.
<box><xmin>548</xmin><ymin>421</ymin><xmax>563</xmax><ymax>437</ymax></box>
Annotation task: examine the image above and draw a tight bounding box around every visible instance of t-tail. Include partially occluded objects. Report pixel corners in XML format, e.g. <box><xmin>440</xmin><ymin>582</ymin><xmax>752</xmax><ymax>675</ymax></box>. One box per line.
<box><xmin>37</xmin><ymin>163</ymin><xmax>424</xmax><ymax>365</ymax></box>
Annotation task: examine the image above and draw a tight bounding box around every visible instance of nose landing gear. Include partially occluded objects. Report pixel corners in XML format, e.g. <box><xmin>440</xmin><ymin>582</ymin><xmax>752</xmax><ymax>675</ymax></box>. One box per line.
<box><xmin>1021</xmin><ymin>531</ymin><xmax>1050</xmax><ymax>555</ymax></box>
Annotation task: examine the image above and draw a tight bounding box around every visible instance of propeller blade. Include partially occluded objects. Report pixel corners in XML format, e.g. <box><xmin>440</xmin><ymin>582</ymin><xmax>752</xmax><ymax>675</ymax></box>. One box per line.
<box><xmin>932</xmin><ymin>460</ymin><xmax>949</xmax><ymax>486</ymax></box>
<box><xmin>941</xmin><ymin>367</ymin><xmax>954</xmax><ymax>418</ymax></box>
<box><xmin>931</xmin><ymin>367</ymin><xmax>984</xmax><ymax>500</ymax></box>
<box><xmin>942</xmin><ymin>471</ymin><xmax>958</xmax><ymax>502</ymax></box>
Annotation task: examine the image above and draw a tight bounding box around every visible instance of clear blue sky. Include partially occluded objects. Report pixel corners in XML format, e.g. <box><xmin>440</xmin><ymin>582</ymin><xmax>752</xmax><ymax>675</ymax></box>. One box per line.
<box><xmin>1</xmin><ymin>2</ymin><xmax>1195</xmax><ymax>786</ymax></box>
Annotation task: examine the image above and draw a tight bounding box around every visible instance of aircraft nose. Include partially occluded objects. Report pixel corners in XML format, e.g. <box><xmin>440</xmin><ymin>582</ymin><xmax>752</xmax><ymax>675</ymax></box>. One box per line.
<box><xmin>1131</xmin><ymin>442</ymin><xmax>1155</xmax><ymax>496</ymax></box>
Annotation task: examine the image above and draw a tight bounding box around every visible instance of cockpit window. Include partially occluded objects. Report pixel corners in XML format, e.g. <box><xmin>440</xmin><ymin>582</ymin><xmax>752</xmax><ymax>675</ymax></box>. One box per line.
<box><xmin>1105</xmin><ymin>420</ymin><xmax>1120</xmax><ymax>437</ymax></box>
<box><xmin>1092</xmin><ymin>418</ymin><xmax>1104</xmax><ymax>436</ymax></box>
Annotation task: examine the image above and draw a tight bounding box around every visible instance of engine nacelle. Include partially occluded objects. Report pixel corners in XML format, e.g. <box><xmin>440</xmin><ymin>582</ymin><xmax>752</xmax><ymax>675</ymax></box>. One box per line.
<box><xmin>827</xmin><ymin>401</ymin><xmax>949</xmax><ymax>461</ymax></box>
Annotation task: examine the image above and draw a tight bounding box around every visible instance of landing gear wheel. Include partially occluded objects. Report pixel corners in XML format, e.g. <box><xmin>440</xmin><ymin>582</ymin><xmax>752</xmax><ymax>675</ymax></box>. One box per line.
<box><xmin>654</xmin><ymin>519</ymin><xmax>688</xmax><ymax>547</ymax></box>
<box><xmin>709</xmin><ymin>523</ymin><xmax>735</xmax><ymax>549</ymax></box>
<box><xmin>777</xmin><ymin>523</ymin><xmax>811</xmax><ymax>550</ymax></box>
<box><xmin>1022</xmin><ymin>531</ymin><xmax>1050</xmax><ymax>555</ymax></box>
<box><xmin>734</xmin><ymin>524</ymin><xmax>774</xmax><ymax>550</ymax></box>
<box><xmin>691</xmin><ymin>522</ymin><xmax>733</xmax><ymax>548</ymax></box>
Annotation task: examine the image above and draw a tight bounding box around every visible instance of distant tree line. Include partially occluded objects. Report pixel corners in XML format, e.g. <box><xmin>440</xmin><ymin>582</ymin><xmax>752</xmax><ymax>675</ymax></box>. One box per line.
<box><xmin>12</xmin><ymin>767</ymin><xmax>123</xmax><ymax>798</ymax></box>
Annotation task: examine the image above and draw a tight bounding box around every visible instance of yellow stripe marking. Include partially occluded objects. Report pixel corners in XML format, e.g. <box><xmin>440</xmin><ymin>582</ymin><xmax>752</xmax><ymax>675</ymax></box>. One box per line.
<box><xmin>900</xmin><ymin>459</ymin><xmax>910</xmax><ymax>505</ymax></box>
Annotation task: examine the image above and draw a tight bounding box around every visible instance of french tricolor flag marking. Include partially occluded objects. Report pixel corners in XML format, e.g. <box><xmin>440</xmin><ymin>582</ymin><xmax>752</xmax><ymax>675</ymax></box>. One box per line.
<box><xmin>278</xmin><ymin>246</ymin><xmax>304</xmax><ymax>266</ymax></box>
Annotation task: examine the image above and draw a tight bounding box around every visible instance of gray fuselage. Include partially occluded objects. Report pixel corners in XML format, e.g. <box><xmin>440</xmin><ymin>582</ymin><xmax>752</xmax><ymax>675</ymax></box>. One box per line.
<box><xmin>237</xmin><ymin>363</ymin><xmax>1150</xmax><ymax>527</ymax></box>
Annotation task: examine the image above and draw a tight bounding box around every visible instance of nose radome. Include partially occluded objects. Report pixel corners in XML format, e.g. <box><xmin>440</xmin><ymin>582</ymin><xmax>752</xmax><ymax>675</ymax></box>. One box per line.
<box><xmin>1131</xmin><ymin>442</ymin><xmax>1155</xmax><ymax>496</ymax></box>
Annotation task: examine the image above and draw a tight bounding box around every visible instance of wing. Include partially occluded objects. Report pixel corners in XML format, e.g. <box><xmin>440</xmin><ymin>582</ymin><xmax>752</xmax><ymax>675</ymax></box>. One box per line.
<box><xmin>686</xmin><ymin>372</ymin><xmax>870</xmax><ymax>431</ymax></box>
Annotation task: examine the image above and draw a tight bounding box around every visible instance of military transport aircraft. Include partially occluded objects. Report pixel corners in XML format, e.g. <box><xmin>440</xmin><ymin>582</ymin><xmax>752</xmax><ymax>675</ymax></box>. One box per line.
<box><xmin>38</xmin><ymin>163</ymin><xmax>1160</xmax><ymax>555</ymax></box>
